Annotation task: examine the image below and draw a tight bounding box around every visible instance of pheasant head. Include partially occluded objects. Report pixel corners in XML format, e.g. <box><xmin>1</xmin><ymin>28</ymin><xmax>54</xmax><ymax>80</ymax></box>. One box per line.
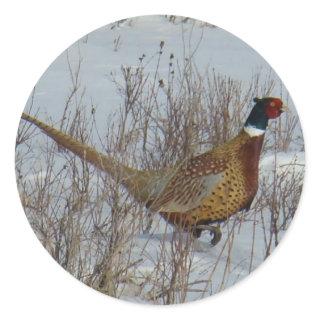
<box><xmin>244</xmin><ymin>97</ymin><xmax>286</xmax><ymax>136</ymax></box>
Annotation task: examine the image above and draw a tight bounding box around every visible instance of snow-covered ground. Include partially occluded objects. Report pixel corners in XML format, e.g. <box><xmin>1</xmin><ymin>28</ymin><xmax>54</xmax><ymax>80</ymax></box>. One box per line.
<box><xmin>17</xmin><ymin>16</ymin><xmax>305</xmax><ymax>304</ymax></box>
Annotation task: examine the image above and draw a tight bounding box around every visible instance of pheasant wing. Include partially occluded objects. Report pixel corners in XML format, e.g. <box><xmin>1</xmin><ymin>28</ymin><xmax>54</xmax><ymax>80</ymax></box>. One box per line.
<box><xmin>149</xmin><ymin>152</ymin><xmax>228</xmax><ymax>213</ymax></box>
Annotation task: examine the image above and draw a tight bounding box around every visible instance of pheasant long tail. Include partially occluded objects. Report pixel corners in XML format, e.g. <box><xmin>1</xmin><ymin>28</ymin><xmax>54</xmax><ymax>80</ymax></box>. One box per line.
<box><xmin>21</xmin><ymin>113</ymin><xmax>154</xmax><ymax>202</ymax></box>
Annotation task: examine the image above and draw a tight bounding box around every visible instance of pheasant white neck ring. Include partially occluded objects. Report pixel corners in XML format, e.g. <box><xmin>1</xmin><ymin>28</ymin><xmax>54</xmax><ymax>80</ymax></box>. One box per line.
<box><xmin>244</xmin><ymin>125</ymin><xmax>266</xmax><ymax>137</ymax></box>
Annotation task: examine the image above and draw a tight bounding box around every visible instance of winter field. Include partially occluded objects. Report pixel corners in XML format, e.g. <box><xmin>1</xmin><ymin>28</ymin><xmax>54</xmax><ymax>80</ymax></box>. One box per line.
<box><xmin>15</xmin><ymin>16</ymin><xmax>304</xmax><ymax>304</ymax></box>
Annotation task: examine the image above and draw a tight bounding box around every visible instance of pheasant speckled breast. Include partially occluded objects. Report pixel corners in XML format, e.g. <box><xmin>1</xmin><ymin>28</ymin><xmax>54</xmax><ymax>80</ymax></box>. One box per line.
<box><xmin>20</xmin><ymin>97</ymin><xmax>286</xmax><ymax>245</ymax></box>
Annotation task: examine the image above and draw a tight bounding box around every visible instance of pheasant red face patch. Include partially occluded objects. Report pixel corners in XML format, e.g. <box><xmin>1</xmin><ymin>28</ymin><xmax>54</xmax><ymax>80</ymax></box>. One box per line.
<box><xmin>265</xmin><ymin>98</ymin><xmax>284</xmax><ymax>118</ymax></box>
<box><xmin>15</xmin><ymin>15</ymin><xmax>305</xmax><ymax>305</ymax></box>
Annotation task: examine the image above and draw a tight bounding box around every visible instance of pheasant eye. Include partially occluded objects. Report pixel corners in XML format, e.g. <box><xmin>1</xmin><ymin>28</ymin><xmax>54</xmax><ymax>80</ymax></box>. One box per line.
<box><xmin>270</xmin><ymin>101</ymin><xmax>276</xmax><ymax>107</ymax></box>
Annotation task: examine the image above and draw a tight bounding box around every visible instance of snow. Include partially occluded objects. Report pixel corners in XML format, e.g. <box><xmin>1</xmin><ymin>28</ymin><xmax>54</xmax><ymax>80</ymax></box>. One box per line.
<box><xmin>17</xmin><ymin>16</ymin><xmax>305</xmax><ymax>304</ymax></box>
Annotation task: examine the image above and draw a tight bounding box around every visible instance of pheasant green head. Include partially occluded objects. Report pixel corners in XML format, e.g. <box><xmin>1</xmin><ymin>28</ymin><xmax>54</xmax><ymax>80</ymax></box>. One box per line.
<box><xmin>244</xmin><ymin>97</ymin><xmax>286</xmax><ymax>136</ymax></box>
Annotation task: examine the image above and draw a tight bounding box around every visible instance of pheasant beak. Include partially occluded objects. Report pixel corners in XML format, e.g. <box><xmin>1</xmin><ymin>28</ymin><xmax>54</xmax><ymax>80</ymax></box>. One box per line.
<box><xmin>280</xmin><ymin>104</ymin><xmax>289</xmax><ymax>113</ymax></box>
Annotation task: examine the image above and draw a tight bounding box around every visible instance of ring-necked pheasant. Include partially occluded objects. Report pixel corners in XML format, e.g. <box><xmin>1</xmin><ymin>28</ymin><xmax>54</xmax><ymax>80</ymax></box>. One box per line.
<box><xmin>20</xmin><ymin>97</ymin><xmax>286</xmax><ymax>245</ymax></box>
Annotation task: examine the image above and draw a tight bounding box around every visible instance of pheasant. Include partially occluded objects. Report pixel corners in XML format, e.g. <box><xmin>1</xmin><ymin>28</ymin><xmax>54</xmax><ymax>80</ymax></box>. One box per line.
<box><xmin>20</xmin><ymin>97</ymin><xmax>286</xmax><ymax>245</ymax></box>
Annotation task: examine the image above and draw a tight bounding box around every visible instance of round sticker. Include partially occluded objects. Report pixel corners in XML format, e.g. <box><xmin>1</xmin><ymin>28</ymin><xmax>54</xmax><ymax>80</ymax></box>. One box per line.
<box><xmin>16</xmin><ymin>15</ymin><xmax>304</xmax><ymax>304</ymax></box>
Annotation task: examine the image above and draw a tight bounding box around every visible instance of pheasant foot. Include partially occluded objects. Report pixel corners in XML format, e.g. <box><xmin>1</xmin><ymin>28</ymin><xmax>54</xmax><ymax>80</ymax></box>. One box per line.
<box><xmin>194</xmin><ymin>224</ymin><xmax>222</xmax><ymax>246</ymax></box>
